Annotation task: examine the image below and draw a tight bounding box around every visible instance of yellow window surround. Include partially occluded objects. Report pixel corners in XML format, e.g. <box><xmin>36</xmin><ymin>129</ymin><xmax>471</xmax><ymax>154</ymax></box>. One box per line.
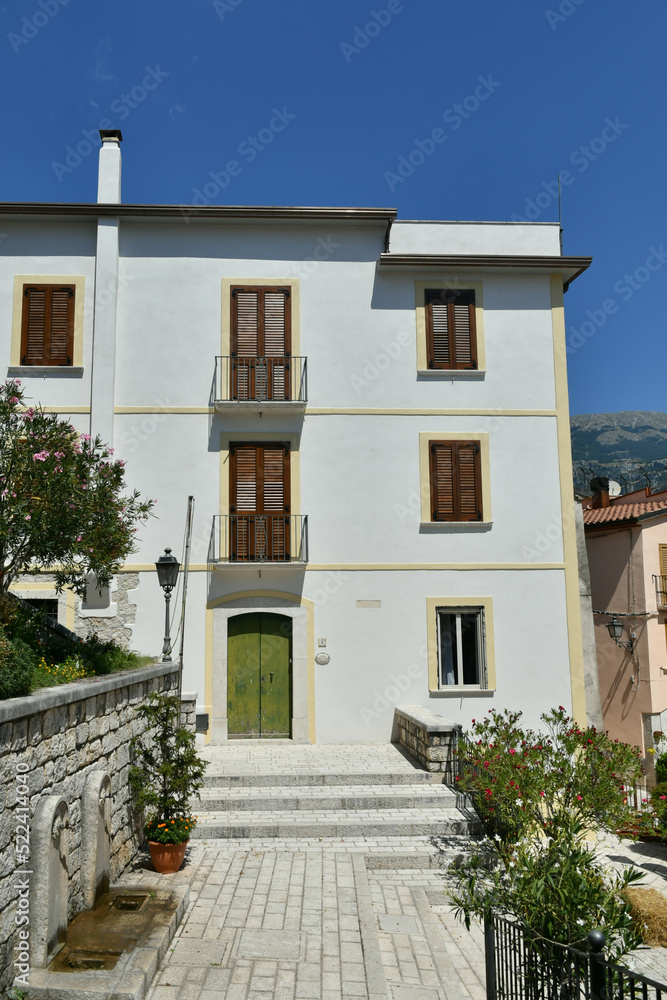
<box><xmin>418</xmin><ymin>431</ymin><xmax>491</xmax><ymax>524</ymax></box>
<box><xmin>414</xmin><ymin>279</ymin><xmax>485</xmax><ymax>374</ymax></box>
<box><xmin>11</xmin><ymin>275</ymin><xmax>86</xmax><ymax>368</ymax></box>
<box><xmin>426</xmin><ymin>595</ymin><xmax>495</xmax><ymax>693</ymax></box>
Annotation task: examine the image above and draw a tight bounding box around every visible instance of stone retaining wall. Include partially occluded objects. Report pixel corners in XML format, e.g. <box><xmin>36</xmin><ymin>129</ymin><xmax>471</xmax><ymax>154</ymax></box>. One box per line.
<box><xmin>180</xmin><ymin>691</ymin><xmax>197</xmax><ymax>734</ymax></box>
<box><xmin>394</xmin><ymin>705</ymin><xmax>461</xmax><ymax>781</ymax></box>
<box><xmin>0</xmin><ymin>661</ymin><xmax>180</xmax><ymax>991</ymax></box>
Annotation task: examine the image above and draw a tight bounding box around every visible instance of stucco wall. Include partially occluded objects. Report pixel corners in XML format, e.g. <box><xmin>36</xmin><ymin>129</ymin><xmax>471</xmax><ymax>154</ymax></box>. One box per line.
<box><xmin>0</xmin><ymin>207</ymin><xmax>586</xmax><ymax>744</ymax></box>
<box><xmin>587</xmin><ymin>525</ymin><xmax>649</xmax><ymax>750</ymax></box>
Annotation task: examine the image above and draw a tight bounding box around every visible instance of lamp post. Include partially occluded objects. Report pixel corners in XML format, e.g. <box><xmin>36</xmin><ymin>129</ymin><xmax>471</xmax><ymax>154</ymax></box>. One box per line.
<box><xmin>606</xmin><ymin>615</ymin><xmax>634</xmax><ymax>653</ymax></box>
<box><xmin>155</xmin><ymin>548</ymin><xmax>181</xmax><ymax>661</ymax></box>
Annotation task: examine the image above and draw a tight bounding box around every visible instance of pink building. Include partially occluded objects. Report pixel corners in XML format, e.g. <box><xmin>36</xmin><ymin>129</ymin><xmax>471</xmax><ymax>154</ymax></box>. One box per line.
<box><xmin>584</xmin><ymin>478</ymin><xmax>667</xmax><ymax>777</ymax></box>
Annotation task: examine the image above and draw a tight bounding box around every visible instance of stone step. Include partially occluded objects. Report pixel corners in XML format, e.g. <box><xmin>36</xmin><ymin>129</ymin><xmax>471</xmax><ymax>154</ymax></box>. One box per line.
<box><xmin>201</xmin><ymin>769</ymin><xmax>444</xmax><ymax>788</ymax></box>
<box><xmin>193</xmin><ymin>783</ymin><xmax>458</xmax><ymax>812</ymax></box>
<box><xmin>190</xmin><ymin>806</ymin><xmax>481</xmax><ymax>840</ymax></box>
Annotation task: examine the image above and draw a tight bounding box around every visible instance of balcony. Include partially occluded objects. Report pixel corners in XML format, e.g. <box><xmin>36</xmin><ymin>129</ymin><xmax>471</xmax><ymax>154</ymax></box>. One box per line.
<box><xmin>214</xmin><ymin>356</ymin><xmax>307</xmax><ymax>412</ymax></box>
<box><xmin>211</xmin><ymin>514</ymin><xmax>308</xmax><ymax>566</ymax></box>
<box><xmin>655</xmin><ymin>575</ymin><xmax>667</xmax><ymax>608</ymax></box>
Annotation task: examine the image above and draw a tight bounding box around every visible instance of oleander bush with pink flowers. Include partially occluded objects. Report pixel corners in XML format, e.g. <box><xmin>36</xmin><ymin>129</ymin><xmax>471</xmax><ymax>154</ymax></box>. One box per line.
<box><xmin>0</xmin><ymin>379</ymin><xmax>153</xmax><ymax>596</ymax></box>
<box><xmin>456</xmin><ymin>706</ymin><xmax>645</xmax><ymax>841</ymax></box>
<box><xmin>448</xmin><ymin>708</ymin><xmax>647</xmax><ymax>955</ymax></box>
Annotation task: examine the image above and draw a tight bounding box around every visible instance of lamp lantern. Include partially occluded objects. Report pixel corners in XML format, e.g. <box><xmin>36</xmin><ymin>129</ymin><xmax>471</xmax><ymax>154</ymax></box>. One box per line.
<box><xmin>155</xmin><ymin>548</ymin><xmax>180</xmax><ymax>661</ymax></box>
<box><xmin>607</xmin><ymin>615</ymin><xmax>634</xmax><ymax>653</ymax></box>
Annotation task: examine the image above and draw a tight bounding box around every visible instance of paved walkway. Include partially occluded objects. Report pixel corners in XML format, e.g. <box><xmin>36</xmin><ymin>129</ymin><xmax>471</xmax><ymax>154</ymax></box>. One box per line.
<box><xmin>117</xmin><ymin>743</ymin><xmax>667</xmax><ymax>998</ymax></box>
<box><xmin>123</xmin><ymin>838</ymin><xmax>485</xmax><ymax>1000</ymax></box>
<box><xmin>120</xmin><ymin>742</ymin><xmax>485</xmax><ymax>1000</ymax></box>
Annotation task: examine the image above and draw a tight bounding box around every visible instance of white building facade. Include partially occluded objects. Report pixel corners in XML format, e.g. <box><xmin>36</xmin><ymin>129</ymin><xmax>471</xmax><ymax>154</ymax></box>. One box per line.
<box><xmin>0</xmin><ymin>134</ymin><xmax>591</xmax><ymax>742</ymax></box>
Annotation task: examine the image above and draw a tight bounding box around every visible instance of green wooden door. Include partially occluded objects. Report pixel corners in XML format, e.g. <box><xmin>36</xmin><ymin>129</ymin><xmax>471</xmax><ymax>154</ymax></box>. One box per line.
<box><xmin>228</xmin><ymin>612</ymin><xmax>291</xmax><ymax>738</ymax></box>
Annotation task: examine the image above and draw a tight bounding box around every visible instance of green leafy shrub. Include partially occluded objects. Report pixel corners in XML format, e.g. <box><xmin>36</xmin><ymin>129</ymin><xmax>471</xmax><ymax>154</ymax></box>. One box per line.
<box><xmin>129</xmin><ymin>693</ymin><xmax>207</xmax><ymax>844</ymax></box>
<box><xmin>77</xmin><ymin>634</ymin><xmax>145</xmax><ymax>675</ymax></box>
<box><xmin>450</xmin><ymin>707</ymin><xmax>648</xmax><ymax>961</ymax></box>
<box><xmin>0</xmin><ymin>627</ymin><xmax>36</xmax><ymax>698</ymax></box>
<box><xmin>650</xmin><ymin>782</ymin><xmax>667</xmax><ymax>827</ymax></box>
<box><xmin>447</xmin><ymin>821</ymin><xmax>644</xmax><ymax>960</ymax></box>
<box><xmin>655</xmin><ymin>754</ymin><xmax>667</xmax><ymax>784</ymax></box>
<box><xmin>456</xmin><ymin>707</ymin><xmax>644</xmax><ymax>843</ymax></box>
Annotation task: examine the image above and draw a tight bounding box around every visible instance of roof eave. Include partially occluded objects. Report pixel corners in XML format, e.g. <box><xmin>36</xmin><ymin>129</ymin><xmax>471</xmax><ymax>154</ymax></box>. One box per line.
<box><xmin>377</xmin><ymin>253</ymin><xmax>592</xmax><ymax>287</ymax></box>
<box><xmin>0</xmin><ymin>202</ymin><xmax>398</xmax><ymax>226</ymax></box>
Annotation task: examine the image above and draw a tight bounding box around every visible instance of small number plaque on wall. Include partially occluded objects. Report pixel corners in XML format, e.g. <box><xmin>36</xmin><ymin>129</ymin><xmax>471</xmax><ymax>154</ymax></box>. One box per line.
<box><xmin>356</xmin><ymin>600</ymin><xmax>381</xmax><ymax>608</ymax></box>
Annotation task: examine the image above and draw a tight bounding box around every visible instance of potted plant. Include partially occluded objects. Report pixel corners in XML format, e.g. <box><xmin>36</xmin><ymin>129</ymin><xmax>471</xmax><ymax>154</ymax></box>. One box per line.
<box><xmin>129</xmin><ymin>691</ymin><xmax>207</xmax><ymax>873</ymax></box>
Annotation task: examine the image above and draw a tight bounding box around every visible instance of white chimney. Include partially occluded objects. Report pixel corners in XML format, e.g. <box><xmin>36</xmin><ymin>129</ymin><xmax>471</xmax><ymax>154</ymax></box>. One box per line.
<box><xmin>97</xmin><ymin>130</ymin><xmax>122</xmax><ymax>203</ymax></box>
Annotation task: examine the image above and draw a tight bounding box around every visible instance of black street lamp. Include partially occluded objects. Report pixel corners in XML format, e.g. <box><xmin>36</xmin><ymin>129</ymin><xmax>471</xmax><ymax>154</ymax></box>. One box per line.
<box><xmin>606</xmin><ymin>615</ymin><xmax>634</xmax><ymax>653</ymax></box>
<box><xmin>155</xmin><ymin>548</ymin><xmax>181</xmax><ymax>661</ymax></box>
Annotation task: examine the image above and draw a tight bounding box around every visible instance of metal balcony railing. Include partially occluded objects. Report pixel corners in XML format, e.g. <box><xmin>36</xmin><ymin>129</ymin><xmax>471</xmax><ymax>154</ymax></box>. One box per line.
<box><xmin>211</xmin><ymin>514</ymin><xmax>308</xmax><ymax>564</ymax></box>
<box><xmin>214</xmin><ymin>356</ymin><xmax>307</xmax><ymax>404</ymax></box>
<box><xmin>654</xmin><ymin>574</ymin><xmax>667</xmax><ymax>607</ymax></box>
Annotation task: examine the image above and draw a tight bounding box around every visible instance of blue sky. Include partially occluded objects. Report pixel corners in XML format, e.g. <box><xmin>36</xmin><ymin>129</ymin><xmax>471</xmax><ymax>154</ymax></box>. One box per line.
<box><xmin>0</xmin><ymin>0</ymin><xmax>664</xmax><ymax>416</ymax></box>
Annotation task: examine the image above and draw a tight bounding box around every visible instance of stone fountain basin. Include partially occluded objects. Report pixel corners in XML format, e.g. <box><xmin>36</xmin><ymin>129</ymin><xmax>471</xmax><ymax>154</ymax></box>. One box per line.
<box><xmin>21</xmin><ymin>884</ymin><xmax>188</xmax><ymax>1000</ymax></box>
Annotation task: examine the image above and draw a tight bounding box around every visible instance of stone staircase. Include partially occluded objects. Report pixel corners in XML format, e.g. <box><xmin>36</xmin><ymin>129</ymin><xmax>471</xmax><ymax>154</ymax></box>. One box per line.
<box><xmin>190</xmin><ymin>741</ymin><xmax>480</xmax><ymax>841</ymax></box>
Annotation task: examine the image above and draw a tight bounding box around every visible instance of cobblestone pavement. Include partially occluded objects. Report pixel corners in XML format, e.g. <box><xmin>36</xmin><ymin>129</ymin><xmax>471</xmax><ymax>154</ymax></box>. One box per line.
<box><xmin>121</xmin><ymin>837</ymin><xmax>484</xmax><ymax>1000</ymax></box>
<box><xmin>117</xmin><ymin>741</ymin><xmax>484</xmax><ymax>1000</ymax></box>
<box><xmin>118</xmin><ymin>742</ymin><xmax>667</xmax><ymax>998</ymax></box>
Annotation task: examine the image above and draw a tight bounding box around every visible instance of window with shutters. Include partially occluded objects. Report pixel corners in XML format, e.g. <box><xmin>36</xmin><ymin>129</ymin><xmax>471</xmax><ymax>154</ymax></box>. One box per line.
<box><xmin>231</xmin><ymin>286</ymin><xmax>291</xmax><ymax>401</ymax></box>
<box><xmin>425</xmin><ymin>289</ymin><xmax>477</xmax><ymax>370</ymax></box>
<box><xmin>656</xmin><ymin>546</ymin><xmax>667</xmax><ymax>607</ymax></box>
<box><xmin>20</xmin><ymin>284</ymin><xmax>75</xmax><ymax>366</ymax></box>
<box><xmin>429</xmin><ymin>440</ymin><xmax>482</xmax><ymax>522</ymax></box>
<box><xmin>229</xmin><ymin>442</ymin><xmax>291</xmax><ymax>561</ymax></box>
<box><xmin>436</xmin><ymin>607</ymin><xmax>487</xmax><ymax>688</ymax></box>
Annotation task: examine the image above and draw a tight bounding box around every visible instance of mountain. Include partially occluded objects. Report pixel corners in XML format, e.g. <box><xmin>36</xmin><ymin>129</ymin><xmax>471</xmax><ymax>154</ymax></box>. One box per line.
<box><xmin>570</xmin><ymin>412</ymin><xmax>667</xmax><ymax>494</ymax></box>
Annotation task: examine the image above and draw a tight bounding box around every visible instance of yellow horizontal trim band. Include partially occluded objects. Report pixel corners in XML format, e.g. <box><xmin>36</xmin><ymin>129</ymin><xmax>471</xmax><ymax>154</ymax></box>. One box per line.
<box><xmin>304</xmin><ymin>563</ymin><xmax>565</xmax><ymax>571</ymax></box>
<box><xmin>121</xmin><ymin>562</ymin><xmax>565</xmax><ymax>572</ymax></box>
<box><xmin>115</xmin><ymin>406</ymin><xmax>212</xmax><ymax>414</ymax></box>
<box><xmin>19</xmin><ymin>406</ymin><xmax>91</xmax><ymax>414</ymax></box>
<box><xmin>120</xmin><ymin>563</ymin><xmax>209</xmax><ymax>572</ymax></box>
<box><xmin>113</xmin><ymin>406</ymin><xmax>558</xmax><ymax>417</ymax></box>
<box><xmin>305</xmin><ymin>408</ymin><xmax>558</xmax><ymax>416</ymax></box>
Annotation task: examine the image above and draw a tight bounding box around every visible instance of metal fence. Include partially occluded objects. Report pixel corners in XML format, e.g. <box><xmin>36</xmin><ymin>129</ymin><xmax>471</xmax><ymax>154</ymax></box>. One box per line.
<box><xmin>485</xmin><ymin>912</ymin><xmax>667</xmax><ymax>1000</ymax></box>
<box><xmin>214</xmin><ymin>355</ymin><xmax>307</xmax><ymax>404</ymax></box>
<box><xmin>211</xmin><ymin>514</ymin><xmax>309</xmax><ymax>564</ymax></box>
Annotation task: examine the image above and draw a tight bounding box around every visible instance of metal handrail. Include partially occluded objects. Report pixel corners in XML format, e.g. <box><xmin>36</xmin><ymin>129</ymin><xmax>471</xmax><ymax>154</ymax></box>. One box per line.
<box><xmin>214</xmin><ymin>356</ymin><xmax>307</xmax><ymax>403</ymax></box>
<box><xmin>211</xmin><ymin>514</ymin><xmax>308</xmax><ymax>564</ymax></box>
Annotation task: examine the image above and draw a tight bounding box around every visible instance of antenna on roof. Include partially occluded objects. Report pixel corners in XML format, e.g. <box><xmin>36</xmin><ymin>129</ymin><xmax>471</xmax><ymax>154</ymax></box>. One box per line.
<box><xmin>558</xmin><ymin>173</ymin><xmax>563</xmax><ymax>254</ymax></box>
<box><xmin>639</xmin><ymin>467</ymin><xmax>653</xmax><ymax>490</ymax></box>
<box><xmin>618</xmin><ymin>473</ymin><xmax>629</xmax><ymax>494</ymax></box>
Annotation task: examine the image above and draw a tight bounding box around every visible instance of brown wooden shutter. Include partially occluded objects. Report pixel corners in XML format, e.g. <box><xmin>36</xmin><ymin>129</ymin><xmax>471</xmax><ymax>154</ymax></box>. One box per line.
<box><xmin>660</xmin><ymin>545</ymin><xmax>667</xmax><ymax>578</ymax></box>
<box><xmin>229</xmin><ymin>443</ymin><xmax>290</xmax><ymax>560</ymax></box>
<box><xmin>425</xmin><ymin>289</ymin><xmax>477</xmax><ymax>370</ymax></box>
<box><xmin>430</xmin><ymin>440</ymin><xmax>482</xmax><ymax>521</ymax></box>
<box><xmin>231</xmin><ymin>287</ymin><xmax>291</xmax><ymax>400</ymax></box>
<box><xmin>430</xmin><ymin>444</ymin><xmax>455</xmax><ymax>520</ymax></box>
<box><xmin>21</xmin><ymin>285</ymin><xmax>74</xmax><ymax>366</ymax></box>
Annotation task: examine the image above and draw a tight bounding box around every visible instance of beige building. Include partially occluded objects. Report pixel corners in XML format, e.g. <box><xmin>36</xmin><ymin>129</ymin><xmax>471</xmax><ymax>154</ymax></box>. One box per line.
<box><xmin>584</xmin><ymin>479</ymin><xmax>667</xmax><ymax>773</ymax></box>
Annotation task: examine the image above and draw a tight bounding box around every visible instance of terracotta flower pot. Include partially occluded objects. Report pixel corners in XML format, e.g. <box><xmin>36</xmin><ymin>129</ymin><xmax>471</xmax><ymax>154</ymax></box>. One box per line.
<box><xmin>148</xmin><ymin>839</ymin><xmax>189</xmax><ymax>873</ymax></box>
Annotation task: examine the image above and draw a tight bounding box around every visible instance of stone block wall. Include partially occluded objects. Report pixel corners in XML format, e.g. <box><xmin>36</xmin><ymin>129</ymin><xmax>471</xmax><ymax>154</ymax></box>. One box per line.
<box><xmin>72</xmin><ymin>571</ymin><xmax>141</xmax><ymax>647</ymax></box>
<box><xmin>394</xmin><ymin>706</ymin><xmax>461</xmax><ymax>781</ymax></box>
<box><xmin>0</xmin><ymin>661</ymin><xmax>179</xmax><ymax>991</ymax></box>
<box><xmin>180</xmin><ymin>692</ymin><xmax>197</xmax><ymax>734</ymax></box>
